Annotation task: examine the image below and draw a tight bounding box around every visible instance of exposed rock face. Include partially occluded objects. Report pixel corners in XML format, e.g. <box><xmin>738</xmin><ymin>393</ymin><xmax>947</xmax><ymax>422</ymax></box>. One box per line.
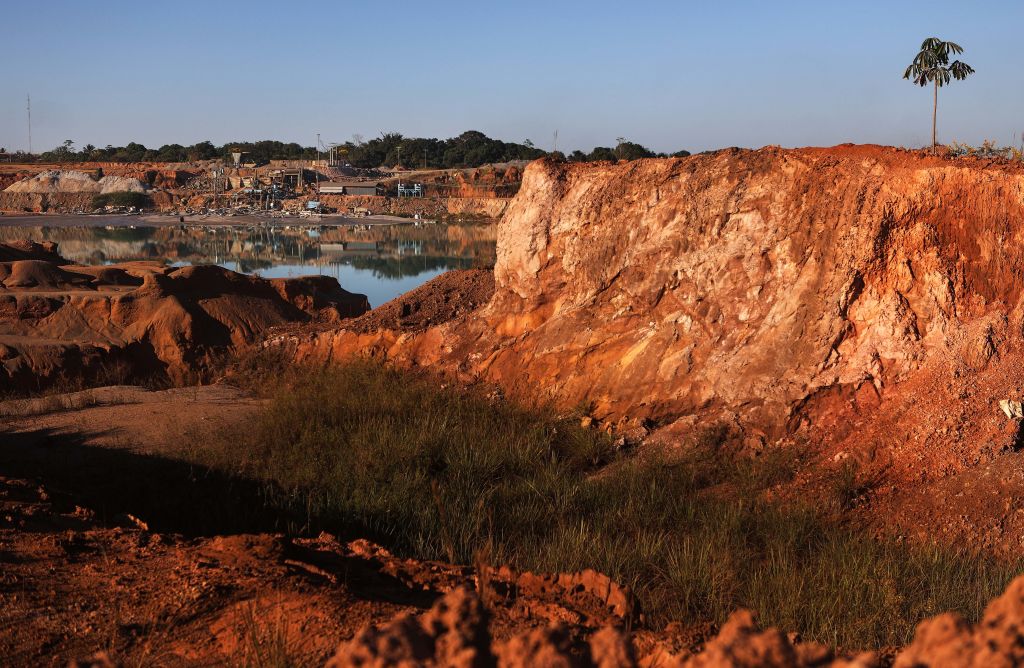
<box><xmin>0</xmin><ymin>192</ymin><xmax>98</xmax><ymax>213</ymax></box>
<box><xmin>0</xmin><ymin>242</ymin><xmax>368</xmax><ymax>391</ymax></box>
<box><xmin>293</xmin><ymin>146</ymin><xmax>1024</xmax><ymax>479</ymax></box>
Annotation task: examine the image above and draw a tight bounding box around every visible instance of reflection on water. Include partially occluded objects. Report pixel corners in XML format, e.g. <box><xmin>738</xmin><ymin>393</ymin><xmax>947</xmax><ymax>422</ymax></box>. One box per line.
<box><xmin>0</xmin><ymin>224</ymin><xmax>497</xmax><ymax>308</ymax></box>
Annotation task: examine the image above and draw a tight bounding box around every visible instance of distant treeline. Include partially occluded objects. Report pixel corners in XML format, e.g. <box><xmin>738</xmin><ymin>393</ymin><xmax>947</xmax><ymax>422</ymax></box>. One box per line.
<box><xmin>2</xmin><ymin>131</ymin><xmax>690</xmax><ymax>168</ymax></box>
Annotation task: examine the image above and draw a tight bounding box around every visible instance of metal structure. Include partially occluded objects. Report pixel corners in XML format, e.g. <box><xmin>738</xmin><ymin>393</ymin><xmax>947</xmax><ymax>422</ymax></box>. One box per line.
<box><xmin>318</xmin><ymin>181</ymin><xmax>382</xmax><ymax>196</ymax></box>
<box><xmin>396</xmin><ymin>182</ymin><xmax>423</xmax><ymax>198</ymax></box>
<box><xmin>316</xmin><ymin>137</ymin><xmax>348</xmax><ymax>168</ymax></box>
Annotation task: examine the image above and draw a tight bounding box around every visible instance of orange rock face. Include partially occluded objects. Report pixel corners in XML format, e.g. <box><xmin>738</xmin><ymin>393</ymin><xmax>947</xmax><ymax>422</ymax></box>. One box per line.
<box><xmin>293</xmin><ymin>146</ymin><xmax>1024</xmax><ymax>480</ymax></box>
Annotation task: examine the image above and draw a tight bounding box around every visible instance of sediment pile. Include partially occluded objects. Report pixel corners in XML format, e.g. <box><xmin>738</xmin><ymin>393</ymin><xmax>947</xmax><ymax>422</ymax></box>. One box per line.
<box><xmin>0</xmin><ymin>241</ymin><xmax>368</xmax><ymax>391</ymax></box>
<box><xmin>4</xmin><ymin>170</ymin><xmax>149</xmax><ymax>194</ymax></box>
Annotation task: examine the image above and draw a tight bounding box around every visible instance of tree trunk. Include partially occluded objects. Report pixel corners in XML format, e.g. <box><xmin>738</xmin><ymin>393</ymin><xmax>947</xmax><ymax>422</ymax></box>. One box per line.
<box><xmin>932</xmin><ymin>79</ymin><xmax>938</xmax><ymax>154</ymax></box>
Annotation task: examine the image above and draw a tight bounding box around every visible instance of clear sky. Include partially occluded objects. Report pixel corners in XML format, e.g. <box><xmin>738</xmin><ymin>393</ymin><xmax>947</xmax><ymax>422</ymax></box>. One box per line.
<box><xmin>2</xmin><ymin>0</ymin><xmax>1021</xmax><ymax>154</ymax></box>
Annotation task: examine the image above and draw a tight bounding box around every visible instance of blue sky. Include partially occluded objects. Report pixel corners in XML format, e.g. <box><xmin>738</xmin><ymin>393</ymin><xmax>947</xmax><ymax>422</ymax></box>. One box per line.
<box><xmin>2</xmin><ymin>1</ymin><xmax>1021</xmax><ymax>154</ymax></box>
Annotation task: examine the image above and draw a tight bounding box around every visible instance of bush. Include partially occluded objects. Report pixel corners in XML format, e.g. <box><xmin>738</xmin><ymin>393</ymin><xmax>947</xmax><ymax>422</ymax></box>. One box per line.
<box><xmin>90</xmin><ymin>191</ymin><xmax>153</xmax><ymax>210</ymax></box>
<box><xmin>192</xmin><ymin>361</ymin><xmax>1023</xmax><ymax>649</ymax></box>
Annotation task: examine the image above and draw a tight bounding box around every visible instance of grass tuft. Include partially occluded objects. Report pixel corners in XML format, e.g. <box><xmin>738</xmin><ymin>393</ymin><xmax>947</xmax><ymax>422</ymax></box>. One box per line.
<box><xmin>191</xmin><ymin>360</ymin><xmax>1023</xmax><ymax>649</ymax></box>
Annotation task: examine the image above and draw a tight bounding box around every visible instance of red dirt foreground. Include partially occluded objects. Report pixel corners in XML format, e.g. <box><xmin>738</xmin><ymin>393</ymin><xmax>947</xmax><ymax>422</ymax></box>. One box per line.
<box><xmin>3</xmin><ymin>448</ymin><xmax>1024</xmax><ymax>667</ymax></box>
<box><xmin>0</xmin><ymin>241</ymin><xmax>368</xmax><ymax>391</ymax></box>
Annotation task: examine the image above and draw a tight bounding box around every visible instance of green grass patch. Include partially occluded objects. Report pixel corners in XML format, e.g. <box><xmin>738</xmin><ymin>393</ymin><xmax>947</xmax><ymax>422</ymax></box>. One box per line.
<box><xmin>193</xmin><ymin>361</ymin><xmax>1022</xmax><ymax>649</ymax></box>
<box><xmin>90</xmin><ymin>191</ymin><xmax>153</xmax><ymax>210</ymax></box>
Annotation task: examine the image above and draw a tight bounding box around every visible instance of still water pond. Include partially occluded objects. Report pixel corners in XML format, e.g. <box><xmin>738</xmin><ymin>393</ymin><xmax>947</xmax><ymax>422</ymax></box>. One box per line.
<box><xmin>0</xmin><ymin>223</ymin><xmax>496</xmax><ymax>308</ymax></box>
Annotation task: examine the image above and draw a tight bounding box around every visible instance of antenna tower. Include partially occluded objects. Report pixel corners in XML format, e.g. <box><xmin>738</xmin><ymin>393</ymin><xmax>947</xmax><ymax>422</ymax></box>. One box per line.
<box><xmin>27</xmin><ymin>94</ymin><xmax>32</xmax><ymax>154</ymax></box>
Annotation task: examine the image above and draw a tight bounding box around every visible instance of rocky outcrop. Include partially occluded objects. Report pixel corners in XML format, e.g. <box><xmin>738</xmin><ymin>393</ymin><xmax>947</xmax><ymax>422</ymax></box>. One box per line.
<box><xmin>292</xmin><ymin>146</ymin><xmax>1024</xmax><ymax>480</ymax></box>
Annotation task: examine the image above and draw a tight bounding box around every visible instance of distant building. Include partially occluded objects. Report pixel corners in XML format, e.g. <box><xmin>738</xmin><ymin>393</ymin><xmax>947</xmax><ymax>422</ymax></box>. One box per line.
<box><xmin>272</xmin><ymin>167</ymin><xmax>310</xmax><ymax>190</ymax></box>
<box><xmin>319</xmin><ymin>181</ymin><xmax>383</xmax><ymax>196</ymax></box>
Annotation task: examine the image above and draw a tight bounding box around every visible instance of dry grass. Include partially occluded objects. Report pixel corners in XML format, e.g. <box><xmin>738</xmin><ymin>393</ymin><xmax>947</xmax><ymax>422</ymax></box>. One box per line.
<box><xmin>188</xmin><ymin>360</ymin><xmax>1023</xmax><ymax>649</ymax></box>
<box><xmin>236</xmin><ymin>600</ymin><xmax>306</xmax><ymax>668</ymax></box>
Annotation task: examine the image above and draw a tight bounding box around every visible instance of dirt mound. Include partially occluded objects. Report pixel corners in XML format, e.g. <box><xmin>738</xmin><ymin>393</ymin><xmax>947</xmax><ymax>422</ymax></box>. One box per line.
<box><xmin>329</xmin><ymin>587</ymin><xmax>876</xmax><ymax>667</ymax></box>
<box><xmin>328</xmin><ymin>587</ymin><xmax>636</xmax><ymax>667</ymax></box>
<box><xmin>331</xmin><ymin>574</ymin><xmax>1024</xmax><ymax>666</ymax></box>
<box><xmin>0</xmin><ymin>260</ymin><xmax>94</xmax><ymax>290</ymax></box>
<box><xmin>0</xmin><ymin>246</ymin><xmax>370</xmax><ymax>390</ymax></box>
<box><xmin>348</xmin><ymin>268</ymin><xmax>495</xmax><ymax>333</ymax></box>
<box><xmin>270</xmin><ymin>275</ymin><xmax>370</xmax><ymax>320</ymax></box>
<box><xmin>4</xmin><ymin>170</ymin><xmax>148</xmax><ymax>194</ymax></box>
<box><xmin>0</xmin><ymin>240</ymin><xmax>66</xmax><ymax>263</ymax></box>
<box><xmin>59</xmin><ymin>265</ymin><xmax>145</xmax><ymax>287</ymax></box>
<box><xmin>894</xmin><ymin>576</ymin><xmax>1024</xmax><ymax>667</ymax></box>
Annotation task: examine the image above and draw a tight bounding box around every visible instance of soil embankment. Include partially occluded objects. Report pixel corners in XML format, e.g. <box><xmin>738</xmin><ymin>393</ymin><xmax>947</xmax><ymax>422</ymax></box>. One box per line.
<box><xmin>293</xmin><ymin>146</ymin><xmax>1024</xmax><ymax>478</ymax></box>
<box><xmin>0</xmin><ymin>241</ymin><xmax>368</xmax><ymax>391</ymax></box>
<box><xmin>281</xmin><ymin>145</ymin><xmax>1024</xmax><ymax>552</ymax></box>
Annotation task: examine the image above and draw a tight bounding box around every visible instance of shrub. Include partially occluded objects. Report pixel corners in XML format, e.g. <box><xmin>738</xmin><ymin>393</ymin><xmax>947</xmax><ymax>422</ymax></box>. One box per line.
<box><xmin>90</xmin><ymin>191</ymin><xmax>153</xmax><ymax>210</ymax></box>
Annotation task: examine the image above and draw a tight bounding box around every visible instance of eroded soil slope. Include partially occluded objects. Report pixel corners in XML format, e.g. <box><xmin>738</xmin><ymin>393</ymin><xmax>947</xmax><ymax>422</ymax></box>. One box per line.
<box><xmin>0</xmin><ymin>241</ymin><xmax>368</xmax><ymax>391</ymax></box>
<box><xmin>294</xmin><ymin>146</ymin><xmax>1024</xmax><ymax>486</ymax></box>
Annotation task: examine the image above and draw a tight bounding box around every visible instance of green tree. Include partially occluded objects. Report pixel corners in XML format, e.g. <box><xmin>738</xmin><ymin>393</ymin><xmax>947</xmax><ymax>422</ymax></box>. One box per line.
<box><xmin>903</xmin><ymin>37</ymin><xmax>975</xmax><ymax>153</ymax></box>
<box><xmin>614</xmin><ymin>140</ymin><xmax>655</xmax><ymax>161</ymax></box>
<box><xmin>588</xmin><ymin>147</ymin><xmax>617</xmax><ymax>162</ymax></box>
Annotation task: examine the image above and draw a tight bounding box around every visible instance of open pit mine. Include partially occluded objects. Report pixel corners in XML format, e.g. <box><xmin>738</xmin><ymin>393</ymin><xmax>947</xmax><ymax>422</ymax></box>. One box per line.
<box><xmin>8</xmin><ymin>145</ymin><xmax>1024</xmax><ymax>666</ymax></box>
<box><xmin>292</xmin><ymin>145</ymin><xmax>1024</xmax><ymax>492</ymax></box>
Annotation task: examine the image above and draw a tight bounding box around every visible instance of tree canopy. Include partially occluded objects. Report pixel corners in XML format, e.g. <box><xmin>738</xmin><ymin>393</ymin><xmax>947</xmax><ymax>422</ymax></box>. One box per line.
<box><xmin>26</xmin><ymin>132</ymin><xmax>689</xmax><ymax>168</ymax></box>
<box><xmin>903</xmin><ymin>37</ymin><xmax>975</xmax><ymax>151</ymax></box>
<box><xmin>903</xmin><ymin>37</ymin><xmax>974</xmax><ymax>88</ymax></box>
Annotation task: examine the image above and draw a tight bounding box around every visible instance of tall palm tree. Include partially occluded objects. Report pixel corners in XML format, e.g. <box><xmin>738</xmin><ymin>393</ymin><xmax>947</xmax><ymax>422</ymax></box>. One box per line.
<box><xmin>904</xmin><ymin>37</ymin><xmax>975</xmax><ymax>153</ymax></box>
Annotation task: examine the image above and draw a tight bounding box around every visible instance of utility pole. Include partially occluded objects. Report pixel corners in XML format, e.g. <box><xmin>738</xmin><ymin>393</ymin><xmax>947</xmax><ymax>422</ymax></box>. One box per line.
<box><xmin>26</xmin><ymin>94</ymin><xmax>32</xmax><ymax>155</ymax></box>
<box><xmin>315</xmin><ymin>133</ymin><xmax>321</xmax><ymax>195</ymax></box>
